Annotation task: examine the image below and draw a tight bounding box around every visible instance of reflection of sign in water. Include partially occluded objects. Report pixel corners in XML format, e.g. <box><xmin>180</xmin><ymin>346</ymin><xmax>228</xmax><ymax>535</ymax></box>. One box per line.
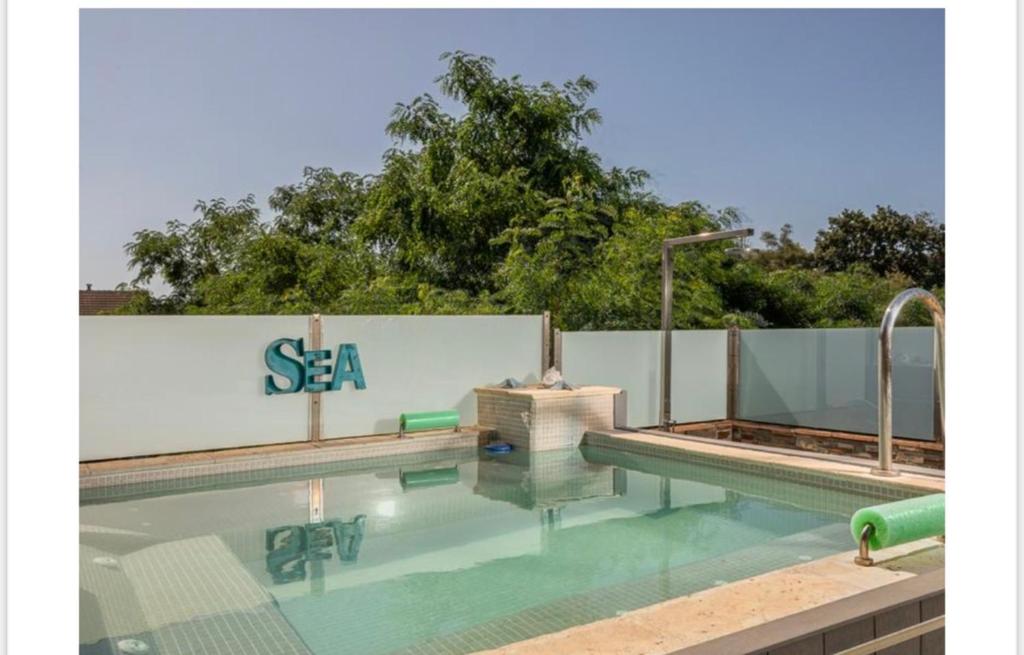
<box><xmin>265</xmin><ymin>516</ymin><xmax>366</xmax><ymax>584</ymax></box>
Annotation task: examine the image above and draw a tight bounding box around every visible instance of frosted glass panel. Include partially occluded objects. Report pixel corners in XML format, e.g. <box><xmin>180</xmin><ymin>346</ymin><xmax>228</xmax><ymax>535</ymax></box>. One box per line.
<box><xmin>80</xmin><ymin>316</ymin><xmax>309</xmax><ymax>460</ymax></box>
<box><xmin>671</xmin><ymin>330</ymin><xmax>728</xmax><ymax>423</ymax></box>
<box><xmin>81</xmin><ymin>315</ymin><xmax>543</xmax><ymax>459</ymax></box>
<box><xmin>739</xmin><ymin>328</ymin><xmax>936</xmax><ymax>440</ymax></box>
<box><xmin>560</xmin><ymin>330</ymin><xmax>728</xmax><ymax>427</ymax></box>
<box><xmin>321</xmin><ymin>315</ymin><xmax>543</xmax><ymax>438</ymax></box>
<box><xmin>561</xmin><ymin>331</ymin><xmax>661</xmax><ymax>427</ymax></box>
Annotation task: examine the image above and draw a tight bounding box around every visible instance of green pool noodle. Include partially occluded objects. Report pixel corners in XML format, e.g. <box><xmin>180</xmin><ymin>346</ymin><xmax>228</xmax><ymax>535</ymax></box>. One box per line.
<box><xmin>399</xmin><ymin>410</ymin><xmax>460</xmax><ymax>433</ymax></box>
<box><xmin>400</xmin><ymin>466</ymin><xmax>460</xmax><ymax>489</ymax></box>
<box><xmin>850</xmin><ymin>494</ymin><xmax>945</xmax><ymax>550</ymax></box>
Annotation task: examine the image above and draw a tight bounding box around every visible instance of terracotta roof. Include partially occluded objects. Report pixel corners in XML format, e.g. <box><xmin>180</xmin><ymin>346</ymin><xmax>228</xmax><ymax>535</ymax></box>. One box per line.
<box><xmin>79</xmin><ymin>289</ymin><xmax>139</xmax><ymax>315</ymax></box>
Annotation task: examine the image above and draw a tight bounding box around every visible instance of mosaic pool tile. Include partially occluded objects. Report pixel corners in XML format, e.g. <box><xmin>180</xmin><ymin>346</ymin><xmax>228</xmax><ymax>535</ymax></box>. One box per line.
<box><xmin>82</xmin><ymin>435</ymin><xmax>924</xmax><ymax>655</ymax></box>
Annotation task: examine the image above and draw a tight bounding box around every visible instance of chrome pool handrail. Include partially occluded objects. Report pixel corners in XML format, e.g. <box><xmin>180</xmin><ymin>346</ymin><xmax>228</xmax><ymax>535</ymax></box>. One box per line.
<box><xmin>873</xmin><ymin>288</ymin><xmax>945</xmax><ymax>477</ymax></box>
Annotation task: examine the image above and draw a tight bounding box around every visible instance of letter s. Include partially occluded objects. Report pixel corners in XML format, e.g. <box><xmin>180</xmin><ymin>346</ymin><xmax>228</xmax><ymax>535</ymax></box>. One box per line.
<box><xmin>265</xmin><ymin>338</ymin><xmax>305</xmax><ymax>395</ymax></box>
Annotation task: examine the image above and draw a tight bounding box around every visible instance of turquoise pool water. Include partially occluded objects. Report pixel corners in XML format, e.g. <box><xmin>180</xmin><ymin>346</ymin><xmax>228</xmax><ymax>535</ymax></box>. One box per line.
<box><xmin>80</xmin><ymin>445</ymin><xmax>910</xmax><ymax>655</ymax></box>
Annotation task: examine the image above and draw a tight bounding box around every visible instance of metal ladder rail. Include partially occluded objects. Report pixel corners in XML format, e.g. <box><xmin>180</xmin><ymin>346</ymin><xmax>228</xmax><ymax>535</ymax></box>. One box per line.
<box><xmin>873</xmin><ymin>288</ymin><xmax>945</xmax><ymax>477</ymax></box>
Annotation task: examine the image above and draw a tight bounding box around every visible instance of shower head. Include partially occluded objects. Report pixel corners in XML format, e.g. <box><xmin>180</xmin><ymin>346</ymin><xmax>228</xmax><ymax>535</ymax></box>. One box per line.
<box><xmin>724</xmin><ymin>245</ymin><xmax>757</xmax><ymax>258</ymax></box>
<box><xmin>724</xmin><ymin>235</ymin><xmax>758</xmax><ymax>259</ymax></box>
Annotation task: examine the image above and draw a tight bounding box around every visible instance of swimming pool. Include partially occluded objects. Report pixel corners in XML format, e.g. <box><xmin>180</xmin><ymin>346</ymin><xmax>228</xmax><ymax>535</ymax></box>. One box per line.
<box><xmin>80</xmin><ymin>444</ymin><xmax>917</xmax><ymax>655</ymax></box>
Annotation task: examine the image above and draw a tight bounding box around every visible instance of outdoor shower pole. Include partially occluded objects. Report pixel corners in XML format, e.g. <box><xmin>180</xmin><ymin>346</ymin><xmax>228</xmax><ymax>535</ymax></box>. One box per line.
<box><xmin>660</xmin><ymin>228</ymin><xmax>754</xmax><ymax>429</ymax></box>
<box><xmin>660</xmin><ymin>245</ymin><xmax>675</xmax><ymax>429</ymax></box>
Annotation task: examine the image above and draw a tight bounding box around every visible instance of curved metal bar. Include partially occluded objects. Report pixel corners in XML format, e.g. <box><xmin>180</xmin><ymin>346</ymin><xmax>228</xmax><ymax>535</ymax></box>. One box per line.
<box><xmin>874</xmin><ymin>288</ymin><xmax>945</xmax><ymax>477</ymax></box>
<box><xmin>660</xmin><ymin>228</ymin><xmax>754</xmax><ymax>428</ymax></box>
<box><xmin>854</xmin><ymin>523</ymin><xmax>875</xmax><ymax>566</ymax></box>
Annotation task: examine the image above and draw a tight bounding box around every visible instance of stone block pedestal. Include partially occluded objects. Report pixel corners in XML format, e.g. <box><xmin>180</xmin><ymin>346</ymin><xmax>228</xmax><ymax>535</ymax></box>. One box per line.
<box><xmin>474</xmin><ymin>385</ymin><xmax>620</xmax><ymax>451</ymax></box>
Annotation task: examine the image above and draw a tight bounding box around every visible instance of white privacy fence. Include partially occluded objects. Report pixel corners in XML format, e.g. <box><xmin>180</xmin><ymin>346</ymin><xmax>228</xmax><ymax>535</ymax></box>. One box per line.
<box><xmin>560</xmin><ymin>330</ymin><xmax>728</xmax><ymax>427</ymax></box>
<box><xmin>319</xmin><ymin>316</ymin><xmax>542</xmax><ymax>440</ymax></box>
<box><xmin>80</xmin><ymin>315</ymin><xmax>543</xmax><ymax>460</ymax></box>
<box><xmin>80</xmin><ymin>317</ymin><xmax>937</xmax><ymax>460</ymax></box>
<box><xmin>559</xmin><ymin>327</ymin><xmax>937</xmax><ymax>441</ymax></box>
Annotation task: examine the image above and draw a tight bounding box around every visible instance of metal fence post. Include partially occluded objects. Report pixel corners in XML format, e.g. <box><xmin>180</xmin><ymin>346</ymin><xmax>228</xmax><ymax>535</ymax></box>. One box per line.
<box><xmin>309</xmin><ymin>313</ymin><xmax>323</xmax><ymax>442</ymax></box>
<box><xmin>541</xmin><ymin>311</ymin><xmax>552</xmax><ymax>373</ymax></box>
<box><xmin>659</xmin><ymin>246</ymin><xmax>673</xmax><ymax>428</ymax></box>
<box><xmin>553</xmin><ymin>328</ymin><xmax>562</xmax><ymax>372</ymax></box>
<box><xmin>726</xmin><ymin>325</ymin><xmax>740</xmax><ymax>421</ymax></box>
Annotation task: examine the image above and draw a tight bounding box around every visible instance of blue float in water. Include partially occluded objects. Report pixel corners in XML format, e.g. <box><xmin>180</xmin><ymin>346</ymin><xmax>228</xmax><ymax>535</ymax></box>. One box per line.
<box><xmin>484</xmin><ymin>442</ymin><xmax>513</xmax><ymax>454</ymax></box>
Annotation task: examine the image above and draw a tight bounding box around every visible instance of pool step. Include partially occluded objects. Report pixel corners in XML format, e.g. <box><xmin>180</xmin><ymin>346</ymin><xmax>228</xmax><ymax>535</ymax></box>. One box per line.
<box><xmin>79</xmin><ymin>535</ymin><xmax>312</xmax><ymax>655</ymax></box>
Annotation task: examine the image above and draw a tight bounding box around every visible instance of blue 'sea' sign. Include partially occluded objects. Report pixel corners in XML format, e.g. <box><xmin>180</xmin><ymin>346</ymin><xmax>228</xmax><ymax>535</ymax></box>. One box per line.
<box><xmin>264</xmin><ymin>338</ymin><xmax>366</xmax><ymax>395</ymax></box>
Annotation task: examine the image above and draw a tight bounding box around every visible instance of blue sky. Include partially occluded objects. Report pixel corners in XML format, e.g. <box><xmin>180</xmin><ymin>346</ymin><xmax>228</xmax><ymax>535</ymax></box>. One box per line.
<box><xmin>80</xmin><ymin>8</ymin><xmax>943</xmax><ymax>288</ymax></box>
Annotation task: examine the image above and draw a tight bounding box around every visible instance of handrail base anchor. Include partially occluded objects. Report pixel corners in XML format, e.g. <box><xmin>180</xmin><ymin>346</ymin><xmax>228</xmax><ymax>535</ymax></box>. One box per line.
<box><xmin>854</xmin><ymin>524</ymin><xmax>875</xmax><ymax>567</ymax></box>
<box><xmin>869</xmin><ymin>467</ymin><xmax>900</xmax><ymax>478</ymax></box>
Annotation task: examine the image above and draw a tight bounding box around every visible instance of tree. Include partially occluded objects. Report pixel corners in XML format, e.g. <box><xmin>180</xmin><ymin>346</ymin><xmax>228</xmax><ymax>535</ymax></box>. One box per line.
<box><xmin>119</xmin><ymin>53</ymin><xmax>943</xmax><ymax>329</ymax></box>
<box><xmin>124</xmin><ymin>196</ymin><xmax>263</xmax><ymax>311</ymax></box>
<box><xmin>814</xmin><ymin>206</ymin><xmax>944</xmax><ymax>288</ymax></box>
<box><xmin>753</xmin><ymin>224</ymin><xmax>814</xmax><ymax>271</ymax></box>
<box><xmin>355</xmin><ymin>51</ymin><xmax>646</xmax><ymax>293</ymax></box>
<box><xmin>269</xmin><ymin>167</ymin><xmax>370</xmax><ymax>247</ymax></box>
<box><xmin>500</xmin><ymin>200</ymin><xmax>742</xmax><ymax>330</ymax></box>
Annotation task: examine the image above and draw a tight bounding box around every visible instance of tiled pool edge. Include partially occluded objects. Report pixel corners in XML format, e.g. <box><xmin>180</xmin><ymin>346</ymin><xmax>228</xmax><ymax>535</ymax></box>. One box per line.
<box><xmin>475</xmin><ymin>538</ymin><xmax>944</xmax><ymax>655</ymax></box>
<box><xmin>79</xmin><ymin>430</ymin><xmax>486</xmax><ymax>490</ymax></box>
<box><xmin>460</xmin><ymin>430</ymin><xmax>944</xmax><ymax>655</ymax></box>
<box><xmin>582</xmin><ymin>430</ymin><xmax>945</xmax><ymax>496</ymax></box>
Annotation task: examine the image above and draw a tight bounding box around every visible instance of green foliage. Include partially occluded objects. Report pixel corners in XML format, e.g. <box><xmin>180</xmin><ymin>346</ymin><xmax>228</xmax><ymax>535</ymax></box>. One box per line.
<box><xmin>753</xmin><ymin>224</ymin><xmax>815</xmax><ymax>271</ymax></box>
<box><xmin>719</xmin><ymin>263</ymin><xmax>933</xmax><ymax>328</ymax></box>
<box><xmin>551</xmin><ymin>202</ymin><xmax>739</xmax><ymax>330</ymax></box>
<box><xmin>814</xmin><ymin>206</ymin><xmax>944</xmax><ymax>287</ymax></box>
<box><xmin>353</xmin><ymin>50</ymin><xmax>642</xmax><ymax>294</ymax></box>
<box><xmin>269</xmin><ymin>167</ymin><xmax>370</xmax><ymax>246</ymax></box>
<box><xmin>125</xmin><ymin>196</ymin><xmax>263</xmax><ymax>311</ymax></box>
<box><xmin>120</xmin><ymin>53</ymin><xmax>943</xmax><ymax>328</ymax></box>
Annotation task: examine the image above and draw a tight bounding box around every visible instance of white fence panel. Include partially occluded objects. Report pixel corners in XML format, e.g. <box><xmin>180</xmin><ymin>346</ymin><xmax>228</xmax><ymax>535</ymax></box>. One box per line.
<box><xmin>561</xmin><ymin>330</ymin><xmax>728</xmax><ymax>427</ymax></box>
<box><xmin>81</xmin><ymin>316</ymin><xmax>309</xmax><ymax>460</ymax></box>
<box><xmin>81</xmin><ymin>314</ymin><xmax>543</xmax><ymax>460</ymax></box>
<box><xmin>671</xmin><ymin>330</ymin><xmax>728</xmax><ymax>423</ymax></box>
<box><xmin>321</xmin><ymin>315</ymin><xmax>543</xmax><ymax>438</ymax></box>
<box><xmin>561</xmin><ymin>331</ymin><xmax>661</xmax><ymax>427</ymax></box>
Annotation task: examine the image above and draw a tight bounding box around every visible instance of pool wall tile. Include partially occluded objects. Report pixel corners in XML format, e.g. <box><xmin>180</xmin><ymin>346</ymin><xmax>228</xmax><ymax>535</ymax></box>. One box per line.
<box><xmin>80</xmin><ymin>431</ymin><xmax>485</xmax><ymax>499</ymax></box>
<box><xmin>581</xmin><ymin>431</ymin><xmax>926</xmax><ymax>502</ymax></box>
